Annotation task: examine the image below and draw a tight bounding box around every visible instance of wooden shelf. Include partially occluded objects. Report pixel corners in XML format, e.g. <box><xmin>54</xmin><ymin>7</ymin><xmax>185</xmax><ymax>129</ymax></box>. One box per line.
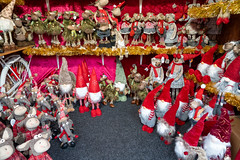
<box><xmin>0</xmin><ymin>45</ymin><xmax>34</xmax><ymax>57</ymax></box>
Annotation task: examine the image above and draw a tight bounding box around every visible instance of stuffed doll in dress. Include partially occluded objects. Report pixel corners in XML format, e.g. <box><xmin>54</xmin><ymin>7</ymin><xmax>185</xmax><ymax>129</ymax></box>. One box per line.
<box><xmin>120</xmin><ymin>13</ymin><xmax>131</xmax><ymax>46</ymax></box>
<box><xmin>130</xmin><ymin>13</ymin><xmax>143</xmax><ymax>46</ymax></box>
<box><xmin>85</xmin><ymin>68</ymin><xmax>104</xmax><ymax>117</ymax></box>
<box><xmin>177</xmin><ymin>26</ymin><xmax>188</xmax><ymax>49</ymax></box>
<box><xmin>44</xmin><ymin>11</ymin><xmax>63</xmax><ymax>48</ymax></box>
<box><xmin>62</xmin><ymin>11</ymin><xmax>79</xmax><ymax>48</ymax></box>
<box><xmin>156</xmin><ymin>13</ymin><xmax>166</xmax><ymax>48</ymax></box>
<box><xmin>0</xmin><ymin>127</ymin><xmax>27</xmax><ymax>160</ymax></box>
<box><xmin>195</xmin><ymin>28</ymin><xmax>209</xmax><ymax>53</ymax></box>
<box><xmin>164</xmin><ymin>13</ymin><xmax>178</xmax><ymax>47</ymax></box>
<box><xmin>143</xmin><ymin>12</ymin><xmax>156</xmax><ymax>47</ymax></box>
<box><xmin>185</xmin><ymin>18</ymin><xmax>199</xmax><ymax>47</ymax></box>
<box><xmin>94</xmin><ymin>0</ymin><xmax>115</xmax><ymax>48</ymax></box>
<box><xmin>30</xmin><ymin>11</ymin><xmax>47</xmax><ymax>47</ymax></box>
<box><xmin>81</xmin><ymin>10</ymin><xmax>96</xmax><ymax>48</ymax></box>
<box><xmin>17</xmin><ymin>131</ymin><xmax>52</xmax><ymax>160</ymax></box>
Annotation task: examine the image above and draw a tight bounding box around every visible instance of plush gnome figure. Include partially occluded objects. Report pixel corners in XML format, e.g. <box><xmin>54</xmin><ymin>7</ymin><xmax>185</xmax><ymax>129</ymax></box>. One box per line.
<box><xmin>76</xmin><ymin>65</ymin><xmax>89</xmax><ymax>113</ymax></box>
<box><xmin>86</xmin><ymin>68</ymin><xmax>104</xmax><ymax>117</ymax></box>
<box><xmin>155</xmin><ymin>78</ymin><xmax>174</xmax><ymax>118</ymax></box>
<box><xmin>188</xmin><ymin>84</ymin><xmax>206</xmax><ymax>127</ymax></box>
<box><xmin>139</xmin><ymin>84</ymin><xmax>163</xmax><ymax>133</ymax></box>
<box><xmin>207</xmin><ymin>53</ymin><xmax>226</xmax><ymax>82</ymax></box>
<box><xmin>174</xmin><ymin>113</ymin><xmax>208</xmax><ymax>160</ymax></box>
<box><xmin>215</xmin><ymin>56</ymin><xmax>240</xmax><ymax>95</ymax></box>
<box><xmin>196</xmin><ymin>44</ymin><xmax>218</xmax><ymax>76</ymax></box>
<box><xmin>157</xmin><ymin>99</ymin><xmax>180</xmax><ymax>145</ymax></box>
<box><xmin>175</xmin><ymin>81</ymin><xmax>190</xmax><ymax>124</ymax></box>
<box><xmin>203</xmin><ymin>96</ymin><xmax>217</xmax><ymax>120</ymax></box>
<box><xmin>203</xmin><ymin>108</ymin><xmax>231</xmax><ymax>160</ymax></box>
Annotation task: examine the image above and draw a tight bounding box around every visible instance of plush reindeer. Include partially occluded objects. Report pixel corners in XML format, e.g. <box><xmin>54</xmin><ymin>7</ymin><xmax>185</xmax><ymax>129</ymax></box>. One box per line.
<box><xmin>102</xmin><ymin>79</ymin><xmax>119</xmax><ymax>108</ymax></box>
<box><xmin>17</xmin><ymin>131</ymin><xmax>52</xmax><ymax>160</ymax></box>
<box><xmin>0</xmin><ymin>127</ymin><xmax>26</xmax><ymax>160</ymax></box>
<box><xmin>30</xmin><ymin>11</ymin><xmax>47</xmax><ymax>47</ymax></box>
<box><xmin>136</xmin><ymin>79</ymin><xmax>148</xmax><ymax>102</ymax></box>
<box><xmin>14</xmin><ymin>83</ymin><xmax>31</xmax><ymax>107</ymax></box>
<box><xmin>130</xmin><ymin>73</ymin><xmax>145</xmax><ymax>105</ymax></box>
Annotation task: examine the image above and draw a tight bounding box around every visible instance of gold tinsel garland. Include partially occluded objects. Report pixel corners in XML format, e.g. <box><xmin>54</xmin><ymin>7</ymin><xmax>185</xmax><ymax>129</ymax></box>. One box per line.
<box><xmin>22</xmin><ymin>45</ymin><xmax>224</xmax><ymax>56</ymax></box>
<box><xmin>185</xmin><ymin>72</ymin><xmax>240</xmax><ymax>111</ymax></box>
<box><xmin>0</xmin><ymin>0</ymin><xmax>24</xmax><ymax>5</ymax></box>
<box><xmin>188</xmin><ymin>0</ymin><xmax>240</xmax><ymax>18</ymax></box>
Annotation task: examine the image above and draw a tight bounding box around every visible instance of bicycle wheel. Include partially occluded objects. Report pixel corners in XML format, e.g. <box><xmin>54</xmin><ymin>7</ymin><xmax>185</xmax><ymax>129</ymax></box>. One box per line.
<box><xmin>0</xmin><ymin>55</ymin><xmax>32</xmax><ymax>97</ymax></box>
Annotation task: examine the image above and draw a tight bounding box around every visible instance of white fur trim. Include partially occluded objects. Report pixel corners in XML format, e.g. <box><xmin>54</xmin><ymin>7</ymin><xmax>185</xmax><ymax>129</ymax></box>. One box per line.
<box><xmin>157</xmin><ymin>119</ymin><xmax>175</xmax><ymax>137</ymax></box>
<box><xmin>201</xmin><ymin>84</ymin><xmax>206</xmax><ymax>89</ymax></box>
<box><xmin>203</xmin><ymin>134</ymin><xmax>231</xmax><ymax>160</ymax></box>
<box><xmin>89</xmin><ymin>91</ymin><xmax>102</xmax><ymax>103</ymax></box>
<box><xmin>76</xmin><ymin>87</ymin><xmax>88</xmax><ymax>99</ymax></box>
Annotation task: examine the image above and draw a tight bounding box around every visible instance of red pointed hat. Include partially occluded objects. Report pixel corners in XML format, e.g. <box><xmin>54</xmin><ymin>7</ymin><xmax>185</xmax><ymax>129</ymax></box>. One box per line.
<box><xmin>157</xmin><ymin>79</ymin><xmax>174</xmax><ymax>103</ymax></box>
<box><xmin>163</xmin><ymin>99</ymin><xmax>180</xmax><ymax>126</ymax></box>
<box><xmin>142</xmin><ymin>84</ymin><xmax>163</xmax><ymax>110</ymax></box>
<box><xmin>210</xmin><ymin>108</ymin><xmax>231</xmax><ymax>143</ymax></box>
<box><xmin>83</xmin><ymin>60</ymin><xmax>90</xmax><ymax>76</ymax></box>
<box><xmin>195</xmin><ymin>84</ymin><xmax>206</xmax><ymax>101</ymax></box>
<box><xmin>181</xmin><ymin>53</ymin><xmax>200</xmax><ymax>61</ymax></box>
<box><xmin>208</xmin><ymin>96</ymin><xmax>217</xmax><ymax>109</ymax></box>
<box><xmin>88</xmin><ymin>68</ymin><xmax>100</xmax><ymax>93</ymax></box>
<box><xmin>76</xmin><ymin>65</ymin><xmax>87</xmax><ymax>88</ymax></box>
<box><xmin>223</xmin><ymin>56</ymin><xmax>240</xmax><ymax>83</ymax></box>
<box><xmin>82</xmin><ymin>61</ymin><xmax>89</xmax><ymax>83</ymax></box>
<box><xmin>176</xmin><ymin>80</ymin><xmax>189</xmax><ymax>103</ymax></box>
<box><xmin>183</xmin><ymin>113</ymin><xmax>208</xmax><ymax>146</ymax></box>
<box><xmin>201</xmin><ymin>44</ymin><xmax>218</xmax><ymax>65</ymax></box>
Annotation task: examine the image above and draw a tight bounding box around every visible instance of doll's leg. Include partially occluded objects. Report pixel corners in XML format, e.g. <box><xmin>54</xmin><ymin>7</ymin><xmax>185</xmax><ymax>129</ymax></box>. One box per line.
<box><xmin>136</xmin><ymin>96</ymin><xmax>140</xmax><ymax>106</ymax></box>
<box><xmin>102</xmin><ymin>97</ymin><xmax>107</xmax><ymax>105</ymax></box>
<box><xmin>8</xmin><ymin>31</ymin><xmax>15</xmax><ymax>46</ymax></box>
<box><xmin>37</xmin><ymin>34</ymin><xmax>42</xmax><ymax>46</ymax></box>
<box><xmin>91</xmin><ymin>103</ymin><xmax>95</xmax><ymax>110</ymax></box>
<box><xmin>3</xmin><ymin>32</ymin><xmax>9</xmax><ymax>46</ymax></box>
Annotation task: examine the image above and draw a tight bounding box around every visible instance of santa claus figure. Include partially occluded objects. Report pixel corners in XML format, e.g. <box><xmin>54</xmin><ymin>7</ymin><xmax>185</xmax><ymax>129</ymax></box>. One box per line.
<box><xmin>175</xmin><ymin>80</ymin><xmax>190</xmax><ymax>125</ymax></box>
<box><xmin>196</xmin><ymin>44</ymin><xmax>218</xmax><ymax>76</ymax></box>
<box><xmin>75</xmin><ymin>65</ymin><xmax>89</xmax><ymax>113</ymax></box>
<box><xmin>156</xmin><ymin>98</ymin><xmax>180</xmax><ymax>145</ymax></box>
<box><xmin>188</xmin><ymin>84</ymin><xmax>206</xmax><ymax>127</ymax></box>
<box><xmin>86</xmin><ymin>68</ymin><xmax>104</xmax><ymax>117</ymax></box>
<box><xmin>174</xmin><ymin>113</ymin><xmax>208</xmax><ymax>160</ymax></box>
<box><xmin>222</xmin><ymin>41</ymin><xmax>240</xmax><ymax>70</ymax></box>
<box><xmin>207</xmin><ymin>53</ymin><xmax>226</xmax><ymax>82</ymax></box>
<box><xmin>203</xmin><ymin>108</ymin><xmax>231</xmax><ymax>160</ymax></box>
<box><xmin>139</xmin><ymin>84</ymin><xmax>163</xmax><ymax>133</ymax></box>
<box><xmin>155</xmin><ymin>78</ymin><xmax>174</xmax><ymax>118</ymax></box>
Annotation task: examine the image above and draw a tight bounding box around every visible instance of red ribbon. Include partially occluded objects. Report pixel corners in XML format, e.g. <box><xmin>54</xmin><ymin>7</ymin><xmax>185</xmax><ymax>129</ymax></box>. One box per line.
<box><xmin>170</xmin><ymin>61</ymin><xmax>182</xmax><ymax>74</ymax></box>
<box><xmin>148</xmin><ymin>64</ymin><xmax>161</xmax><ymax>77</ymax></box>
<box><xmin>193</xmin><ymin>106</ymin><xmax>202</xmax><ymax>119</ymax></box>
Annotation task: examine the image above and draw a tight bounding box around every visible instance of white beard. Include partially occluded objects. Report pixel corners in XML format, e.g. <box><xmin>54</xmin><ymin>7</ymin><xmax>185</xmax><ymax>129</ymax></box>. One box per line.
<box><xmin>175</xmin><ymin>140</ymin><xmax>189</xmax><ymax>159</ymax></box>
<box><xmin>114</xmin><ymin>82</ymin><xmax>125</xmax><ymax>92</ymax></box>
<box><xmin>139</xmin><ymin>107</ymin><xmax>152</xmax><ymax>120</ymax></box>
<box><xmin>76</xmin><ymin>87</ymin><xmax>88</xmax><ymax>99</ymax></box>
<box><xmin>156</xmin><ymin>100</ymin><xmax>170</xmax><ymax>117</ymax></box>
<box><xmin>203</xmin><ymin>105</ymin><xmax>214</xmax><ymax>118</ymax></box>
<box><xmin>60</xmin><ymin>84</ymin><xmax>72</xmax><ymax>95</ymax></box>
<box><xmin>203</xmin><ymin>134</ymin><xmax>231</xmax><ymax>159</ymax></box>
<box><xmin>89</xmin><ymin>91</ymin><xmax>102</xmax><ymax>103</ymax></box>
<box><xmin>207</xmin><ymin>65</ymin><xmax>223</xmax><ymax>82</ymax></box>
<box><xmin>197</xmin><ymin>63</ymin><xmax>210</xmax><ymax>76</ymax></box>
<box><xmin>157</xmin><ymin>119</ymin><xmax>175</xmax><ymax>137</ymax></box>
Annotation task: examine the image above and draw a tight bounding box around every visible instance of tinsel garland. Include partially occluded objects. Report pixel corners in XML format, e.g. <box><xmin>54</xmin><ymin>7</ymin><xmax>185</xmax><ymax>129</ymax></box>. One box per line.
<box><xmin>185</xmin><ymin>72</ymin><xmax>240</xmax><ymax>110</ymax></box>
<box><xmin>0</xmin><ymin>0</ymin><xmax>24</xmax><ymax>5</ymax></box>
<box><xmin>188</xmin><ymin>0</ymin><xmax>240</xmax><ymax>18</ymax></box>
<box><xmin>22</xmin><ymin>45</ymin><xmax>224</xmax><ymax>56</ymax></box>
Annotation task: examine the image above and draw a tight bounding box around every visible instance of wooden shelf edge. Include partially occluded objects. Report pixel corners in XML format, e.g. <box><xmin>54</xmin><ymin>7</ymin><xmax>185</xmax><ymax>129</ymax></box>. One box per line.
<box><xmin>0</xmin><ymin>45</ymin><xmax>34</xmax><ymax>57</ymax></box>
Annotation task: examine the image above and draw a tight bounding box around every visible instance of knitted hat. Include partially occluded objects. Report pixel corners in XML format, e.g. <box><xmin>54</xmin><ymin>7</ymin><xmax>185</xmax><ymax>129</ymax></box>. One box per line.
<box><xmin>163</xmin><ymin>99</ymin><xmax>180</xmax><ymax>126</ymax></box>
<box><xmin>115</xmin><ymin>1</ymin><xmax>125</xmax><ymax>8</ymax></box>
<box><xmin>142</xmin><ymin>84</ymin><xmax>163</xmax><ymax>110</ymax></box>
<box><xmin>155</xmin><ymin>54</ymin><xmax>169</xmax><ymax>63</ymax></box>
<box><xmin>83</xmin><ymin>60</ymin><xmax>90</xmax><ymax>77</ymax></box>
<box><xmin>176</xmin><ymin>80</ymin><xmax>189</xmax><ymax>103</ymax></box>
<box><xmin>208</xmin><ymin>96</ymin><xmax>217</xmax><ymax>109</ymax></box>
<box><xmin>213</xmin><ymin>55</ymin><xmax>225</xmax><ymax>69</ymax></box>
<box><xmin>183</xmin><ymin>113</ymin><xmax>208</xmax><ymax>146</ymax></box>
<box><xmin>210</xmin><ymin>108</ymin><xmax>231</xmax><ymax>143</ymax></box>
<box><xmin>157</xmin><ymin>79</ymin><xmax>174</xmax><ymax>103</ymax></box>
<box><xmin>88</xmin><ymin>68</ymin><xmax>100</xmax><ymax>93</ymax></box>
<box><xmin>223</xmin><ymin>56</ymin><xmax>240</xmax><ymax>83</ymax></box>
<box><xmin>76</xmin><ymin>65</ymin><xmax>87</xmax><ymax>88</ymax></box>
<box><xmin>82</xmin><ymin>61</ymin><xmax>89</xmax><ymax>83</ymax></box>
<box><xmin>0</xmin><ymin>0</ymin><xmax>16</xmax><ymax>19</ymax></box>
<box><xmin>189</xmin><ymin>80</ymin><xmax>195</xmax><ymax>97</ymax></box>
<box><xmin>181</xmin><ymin>53</ymin><xmax>200</xmax><ymax>61</ymax></box>
<box><xmin>59</xmin><ymin>57</ymin><xmax>72</xmax><ymax>85</ymax></box>
<box><xmin>200</xmin><ymin>45</ymin><xmax>218</xmax><ymax>65</ymax></box>
<box><xmin>195</xmin><ymin>84</ymin><xmax>206</xmax><ymax>101</ymax></box>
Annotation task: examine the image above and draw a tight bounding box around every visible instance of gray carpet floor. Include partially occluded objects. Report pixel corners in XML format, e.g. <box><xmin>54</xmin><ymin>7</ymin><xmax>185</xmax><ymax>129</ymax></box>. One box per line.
<box><xmin>48</xmin><ymin>98</ymin><xmax>177</xmax><ymax>160</ymax></box>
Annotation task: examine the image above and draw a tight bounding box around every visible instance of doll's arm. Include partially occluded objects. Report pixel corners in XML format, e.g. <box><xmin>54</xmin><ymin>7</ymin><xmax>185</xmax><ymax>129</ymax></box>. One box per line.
<box><xmin>94</xmin><ymin>12</ymin><xmax>98</xmax><ymax>23</ymax></box>
<box><xmin>170</xmin><ymin>23</ymin><xmax>177</xmax><ymax>40</ymax></box>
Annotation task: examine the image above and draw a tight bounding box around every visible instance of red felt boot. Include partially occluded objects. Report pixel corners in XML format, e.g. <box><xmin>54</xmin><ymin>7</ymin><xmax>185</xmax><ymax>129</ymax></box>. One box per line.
<box><xmin>142</xmin><ymin>125</ymin><xmax>148</xmax><ymax>132</ymax></box>
<box><xmin>79</xmin><ymin>106</ymin><xmax>85</xmax><ymax>113</ymax></box>
<box><xmin>95</xmin><ymin>108</ymin><xmax>102</xmax><ymax>116</ymax></box>
<box><xmin>91</xmin><ymin>109</ymin><xmax>96</xmax><ymax>117</ymax></box>
<box><xmin>146</xmin><ymin>126</ymin><xmax>154</xmax><ymax>133</ymax></box>
<box><xmin>84</xmin><ymin>106</ymin><xmax>90</xmax><ymax>112</ymax></box>
<box><xmin>164</xmin><ymin>140</ymin><xmax>170</xmax><ymax>145</ymax></box>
